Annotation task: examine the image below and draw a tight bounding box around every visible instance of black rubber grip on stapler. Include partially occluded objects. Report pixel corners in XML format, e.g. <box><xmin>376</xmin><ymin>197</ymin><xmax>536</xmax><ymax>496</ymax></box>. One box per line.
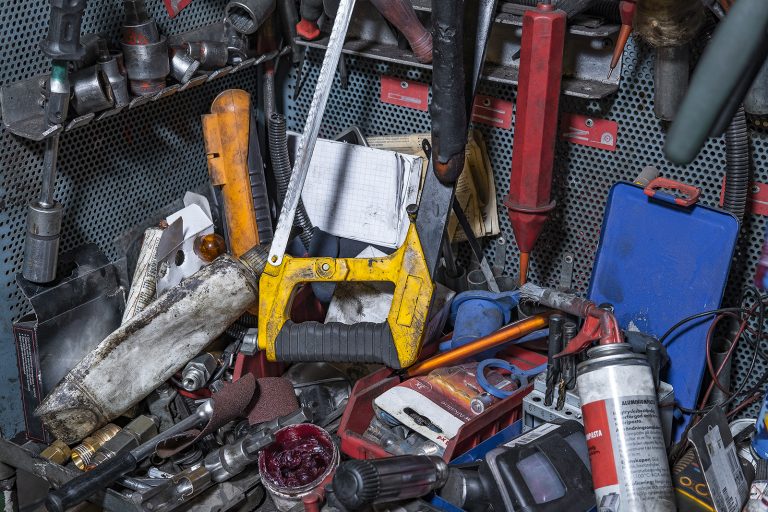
<box><xmin>274</xmin><ymin>320</ymin><xmax>401</xmax><ymax>368</ymax></box>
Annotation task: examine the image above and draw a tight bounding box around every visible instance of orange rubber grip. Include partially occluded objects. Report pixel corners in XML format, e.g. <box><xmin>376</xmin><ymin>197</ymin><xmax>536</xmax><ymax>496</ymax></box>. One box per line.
<box><xmin>203</xmin><ymin>89</ymin><xmax>261</xmax><ymax>257</ymax></box>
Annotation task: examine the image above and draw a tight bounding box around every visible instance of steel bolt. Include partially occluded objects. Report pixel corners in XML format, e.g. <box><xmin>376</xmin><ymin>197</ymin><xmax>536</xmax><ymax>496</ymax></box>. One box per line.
<box><xmin>241</xmin><ymin>328</ymin><xmax>258</xmax><ymax>356</ymax></box>
<box><xmin>181</xmin><ymin>353</ymin><xmax>218</xmax><ymax>391</ymax></box>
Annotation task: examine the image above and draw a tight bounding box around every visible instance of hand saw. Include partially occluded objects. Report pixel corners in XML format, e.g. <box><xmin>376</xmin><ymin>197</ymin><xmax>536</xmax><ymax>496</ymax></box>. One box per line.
<box><xmin>259</xmin><ymin>0</ymin><xmax>498</xmax><ymax>368</ymax></box>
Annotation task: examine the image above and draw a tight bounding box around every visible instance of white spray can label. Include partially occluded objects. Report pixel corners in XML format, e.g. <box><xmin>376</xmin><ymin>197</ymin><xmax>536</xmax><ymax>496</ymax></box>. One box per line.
<box><xmin>578</xmin><ymin>345</ymin><xmax>675</xmax><ymax>512</ymax></box>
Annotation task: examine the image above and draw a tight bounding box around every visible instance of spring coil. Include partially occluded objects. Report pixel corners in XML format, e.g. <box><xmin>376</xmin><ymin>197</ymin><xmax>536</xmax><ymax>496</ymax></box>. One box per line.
<box><xmin>724</xmin><ymin>107</ymin><xmax>750</xmax><ymax>222</ymax></box>
<box><xmin>268</xmin><ymin>112</ymin><xmax>314</xmax><ymax>250</ymax></box>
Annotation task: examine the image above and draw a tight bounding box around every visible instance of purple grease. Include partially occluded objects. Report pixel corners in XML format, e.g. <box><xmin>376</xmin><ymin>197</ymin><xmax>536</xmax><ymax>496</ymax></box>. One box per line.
<box><xmin>261</xmin><ymin>424</ymin><xmax>334</xmax><ymax>488</ymax></box>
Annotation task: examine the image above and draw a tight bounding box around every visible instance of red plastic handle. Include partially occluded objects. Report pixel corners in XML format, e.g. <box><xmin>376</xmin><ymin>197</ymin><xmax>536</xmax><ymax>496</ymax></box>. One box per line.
<box><xmin>619</xmin><ymin>0</ymin><xmax>637</xmax><ymax>27</ymax></box>
<box><xmin>644</xmin><ymin>177</ymin><xmax>701</xmax><ymax>207</ymax></box>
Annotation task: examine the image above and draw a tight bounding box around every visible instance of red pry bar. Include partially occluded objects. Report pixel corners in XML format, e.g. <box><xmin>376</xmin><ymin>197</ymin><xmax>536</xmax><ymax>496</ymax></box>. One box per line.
<box><xmin>504</xmin><ymin>3</ymin><xmax>566</xmax><ymax>256</ymax></box>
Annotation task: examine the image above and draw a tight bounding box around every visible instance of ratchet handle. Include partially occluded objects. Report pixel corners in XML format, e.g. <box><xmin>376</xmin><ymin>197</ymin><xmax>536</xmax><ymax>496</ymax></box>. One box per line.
<box><xmin>275</xmin><ymin>320</ymin><xmax>400</xmax><ymax>368</ymax></box>
<box><xmin>46</xmin><ymin>451</ymin><xmax>138</xmax><ymax>512</ymax></box>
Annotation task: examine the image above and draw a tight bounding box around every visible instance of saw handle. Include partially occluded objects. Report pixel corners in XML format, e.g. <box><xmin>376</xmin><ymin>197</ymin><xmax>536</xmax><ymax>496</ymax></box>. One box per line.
<box><xmin>259</xmin><ymin>224</ymin><xmax>433</xmax><ymax>369</ymax></box>
<box><xmin>275</xmin><ymin>320</ymin><xmax>399</xmax><ymax>367</ymax></box>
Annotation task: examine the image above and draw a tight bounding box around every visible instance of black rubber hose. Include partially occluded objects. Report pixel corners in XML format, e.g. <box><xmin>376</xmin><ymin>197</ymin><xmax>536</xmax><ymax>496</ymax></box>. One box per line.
<box><xmin>723</xmin><ymin>107</ymin><xmax>750</xmax><ymax>222</ymax></box>
<box><xmin>268</xmin><ymin>112</ymin><xmax>314</xmax><ymax>249</ymax></box>
<box><xmin>665</xmin><ymin>0</ymin><xmax>768</xmax><ymax>164</ymax></box>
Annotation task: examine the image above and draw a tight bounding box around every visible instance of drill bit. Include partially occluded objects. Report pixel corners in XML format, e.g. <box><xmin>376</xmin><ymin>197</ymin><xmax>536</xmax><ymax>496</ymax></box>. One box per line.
<box><xmin>555</xmin><ymin>378</ymin><xmax>567</xmax><ymax>411</ymax></box>
<box><xmin>544</xmin><ymin>314</ymin><xmax>564</xmax><ymax>407</ymax></box>
<box><xmin>562</xmin><ymin>321</ymin><xmax>579</xmax><ymax>390</ymax></box>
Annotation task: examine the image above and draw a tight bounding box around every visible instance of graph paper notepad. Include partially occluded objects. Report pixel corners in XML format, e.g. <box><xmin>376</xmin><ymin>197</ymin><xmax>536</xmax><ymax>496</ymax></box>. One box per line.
<box><xmin>300</xmin><ymin>138</ymin><xmax>423</xmax><ymax>248</ymax></box>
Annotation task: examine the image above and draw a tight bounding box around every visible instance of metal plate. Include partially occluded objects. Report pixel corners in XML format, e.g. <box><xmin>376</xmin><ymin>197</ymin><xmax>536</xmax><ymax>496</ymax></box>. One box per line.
<box><xmin>0</xmin><ymin>0</ymin><xmax>258</xmax><ymax>437</ymax></box>
<box><xmin>285</xmin><ymin>38</ymin><xmax>768</xmax><ymax>419</ymax></box>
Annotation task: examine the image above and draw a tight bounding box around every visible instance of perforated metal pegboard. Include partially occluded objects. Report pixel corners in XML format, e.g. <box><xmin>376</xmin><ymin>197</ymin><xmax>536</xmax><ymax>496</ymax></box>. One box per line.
<box><xmin>285</xmin><ymin>37</ymin><xmax>768</xmax><ymax>419</ymax></box>
<box><xmin>0</xmin><ymin>0</ymin><xmax>260</xmax><ymax>437</ymax></box>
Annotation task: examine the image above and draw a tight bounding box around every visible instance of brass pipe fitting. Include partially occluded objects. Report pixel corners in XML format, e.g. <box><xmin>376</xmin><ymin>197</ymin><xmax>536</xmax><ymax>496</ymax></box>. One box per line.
<box><xmin>41</xmin><ymin>440</ymin><xmax>72</xmax><ymax>465</ymax></box>
<box><xmin>89</xmin><ymin>416</ymin><xmax>158</xmax><ymax>468</ymax></box>
<box><xmin>71</xmin><ymin>423</ymin><xmax>121</xmax><ymax>470</ymax></box>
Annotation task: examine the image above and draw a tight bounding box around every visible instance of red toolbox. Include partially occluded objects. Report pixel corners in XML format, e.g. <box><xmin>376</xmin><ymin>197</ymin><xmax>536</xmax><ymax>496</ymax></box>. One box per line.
<box><xmin>339</xmin><ymin>346</ymin><xmax>546</xmax><ymax>461</ymax></box>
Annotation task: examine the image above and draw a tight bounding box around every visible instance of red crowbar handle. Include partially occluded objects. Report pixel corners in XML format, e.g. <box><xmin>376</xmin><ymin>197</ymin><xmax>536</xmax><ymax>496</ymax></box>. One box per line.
<box><xmin>644</xmin><ymin>177</ymin><xmax>701</xmax><ymax>207</ymax></box>
<box><xmin>503</xmin><ymin>2</ymin><xmax>566</xmax><ymax>284</ymax></box>
<box><xmin>519</xmin><ymin>283</ymin><xmax>623</xmax><ymax>357</ymax></box>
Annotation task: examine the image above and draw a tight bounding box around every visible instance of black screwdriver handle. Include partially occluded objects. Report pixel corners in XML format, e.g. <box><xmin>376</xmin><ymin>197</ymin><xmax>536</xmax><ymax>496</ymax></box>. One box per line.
<box><xmin>46</xmin><ymin>451</ymin><xmax>138</xmax><ymax>512</ymax></box>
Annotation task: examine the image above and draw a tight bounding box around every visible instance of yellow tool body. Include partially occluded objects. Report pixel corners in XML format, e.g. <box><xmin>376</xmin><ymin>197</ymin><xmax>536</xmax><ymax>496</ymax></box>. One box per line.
<box><xmin>258</xmin><ymin>223</ymin><xmax>434</xmax><ymax>368</ymax></box>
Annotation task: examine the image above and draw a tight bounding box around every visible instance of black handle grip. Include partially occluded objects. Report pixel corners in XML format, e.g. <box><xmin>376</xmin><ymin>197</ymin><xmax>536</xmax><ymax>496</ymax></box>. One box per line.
<box><xmin>46</xmin><ymin>451</ymin><xmax>138</xmax><ymax>512</ymax></box>
<box><xmin>275</xmin><ymin>320</ymin><xmax>401</xmax><ymax>368</ymax></box>
<box><xmin>430</xmin><ymin>0</ymin><xmax>467</xmax><ymax>183</ymax></box>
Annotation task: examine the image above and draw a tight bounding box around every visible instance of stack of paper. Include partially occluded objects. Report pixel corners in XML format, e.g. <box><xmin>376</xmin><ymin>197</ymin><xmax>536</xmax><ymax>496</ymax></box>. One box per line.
<box><xmin>367</xmin><ymin>130</ymin><xmax>500</xmax><ymax>243</ymax></box>
<box><xmin>300</xmin><ymin>138</ymin><xmax>423</xmax><ymax>248</ymax></box>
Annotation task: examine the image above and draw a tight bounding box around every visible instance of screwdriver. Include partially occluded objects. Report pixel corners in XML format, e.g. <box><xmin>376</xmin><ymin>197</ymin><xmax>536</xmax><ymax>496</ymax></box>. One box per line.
<box><xmin>503</xmin><ymin>0</ymin><xmax>566</xmax><ymax>285</ymax></box>
<box><xmin>608</xmin><ymin>0</ymin><xmax>636</xmax><ymax>79</ymax></box>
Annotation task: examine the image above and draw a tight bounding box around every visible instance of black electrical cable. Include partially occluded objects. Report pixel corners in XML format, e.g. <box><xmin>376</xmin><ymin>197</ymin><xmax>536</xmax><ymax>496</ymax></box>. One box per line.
<box><xmin>268</xmin><ymin>112</ymin><xmax>314</xmax><ymax>249</ymax></box>
<box><xmin>210</xmin><ymin>343</ymin><xmax>240</xmax><ymax>384</ymax></box>
<box><xmin>658</xmin><ymin>307</ymin><xmax>752</xmax><ymax>345</ymax></box>
<box><xmin>674</xmin><ymin>290</ymin><xmax>767</xmax><ymax>415</ymax></box>
<box><xmin>668</xmin><ymin>287</ymin><xmax>768</xmax><ymax>464</ymax></box>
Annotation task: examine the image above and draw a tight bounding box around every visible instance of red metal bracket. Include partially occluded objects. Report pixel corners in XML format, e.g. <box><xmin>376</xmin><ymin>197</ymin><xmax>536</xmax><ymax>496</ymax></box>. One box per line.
<box><xmin>380</xmin><ymin>76</ymin><xmax>429</xmax><ymax>111</ymax></box>
<box><xmin>560</xmin><ymin>113</ymin><xmax>618</xmax><ymax>151</ymax></box>
<box><xmin>471</xmin><ymin>96</ymin><xmax>514</xmax><ymax>130</ymax></box>
<box><xmin>164</xmin><ymin>0</ymin><xmax>192</xmax><ymax>17</ymax></box>
<box><xmin>719</xmin><ymin>178</ymin><xmax>768</xmax><ymax>216</ymax></box>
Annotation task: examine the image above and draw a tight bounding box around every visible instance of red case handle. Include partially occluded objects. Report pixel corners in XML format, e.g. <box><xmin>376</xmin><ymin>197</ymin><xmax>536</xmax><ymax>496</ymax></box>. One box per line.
<box><xmin>644</xmin><ymin>177</ymin><xmax>701</xmax><ymax>207</ymax></box>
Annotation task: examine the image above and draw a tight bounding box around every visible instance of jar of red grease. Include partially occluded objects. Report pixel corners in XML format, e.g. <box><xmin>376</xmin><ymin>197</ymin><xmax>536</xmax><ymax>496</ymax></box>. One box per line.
<box><xmin>258</xmin><ymin>423</ymin><xmax>340</xmax><ymax>510</ymax></box>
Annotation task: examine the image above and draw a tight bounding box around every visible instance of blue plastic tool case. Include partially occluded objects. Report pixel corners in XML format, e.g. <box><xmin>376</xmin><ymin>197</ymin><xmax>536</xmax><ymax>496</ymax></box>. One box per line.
<box><xmin>588</xmin><ymin>181</ymin><xmax>739</xmax><ymax>440</ymax></box>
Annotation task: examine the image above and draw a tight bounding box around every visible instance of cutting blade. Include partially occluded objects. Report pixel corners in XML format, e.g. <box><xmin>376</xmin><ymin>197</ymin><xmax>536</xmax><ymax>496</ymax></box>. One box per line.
<box><xmin>268</xmin><ymin>0</ymin><xmax>357</xmax><ymax>266</ymax></box>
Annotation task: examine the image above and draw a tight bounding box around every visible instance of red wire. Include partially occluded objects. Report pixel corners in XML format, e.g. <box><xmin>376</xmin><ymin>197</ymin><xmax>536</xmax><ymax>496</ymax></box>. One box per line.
<box><xmin>728</xmin><ymin>391</ymin><xmax>762</xmax><ymax>418</ymax></box>
<box><xmin>699</xmin><ymin>302</ymin><xmax>759</xmax><ymax>411</ymax></box>
<box><xmin>701</xmin><ymin>313</ymin><xmax>742</xmax><ymax>402</ymax></box>
<box><xmin>177</xmin><ymin>387</ymin><xmax>211</xmax><ymax>399</ymax></box>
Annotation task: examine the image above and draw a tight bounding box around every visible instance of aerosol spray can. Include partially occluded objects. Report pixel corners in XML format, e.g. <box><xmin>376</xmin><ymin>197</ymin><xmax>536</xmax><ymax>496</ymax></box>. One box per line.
<box><xmin>577</xmin><ymin>343</ymin><xmax>674</xmax><ymax>511</ymax></box>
